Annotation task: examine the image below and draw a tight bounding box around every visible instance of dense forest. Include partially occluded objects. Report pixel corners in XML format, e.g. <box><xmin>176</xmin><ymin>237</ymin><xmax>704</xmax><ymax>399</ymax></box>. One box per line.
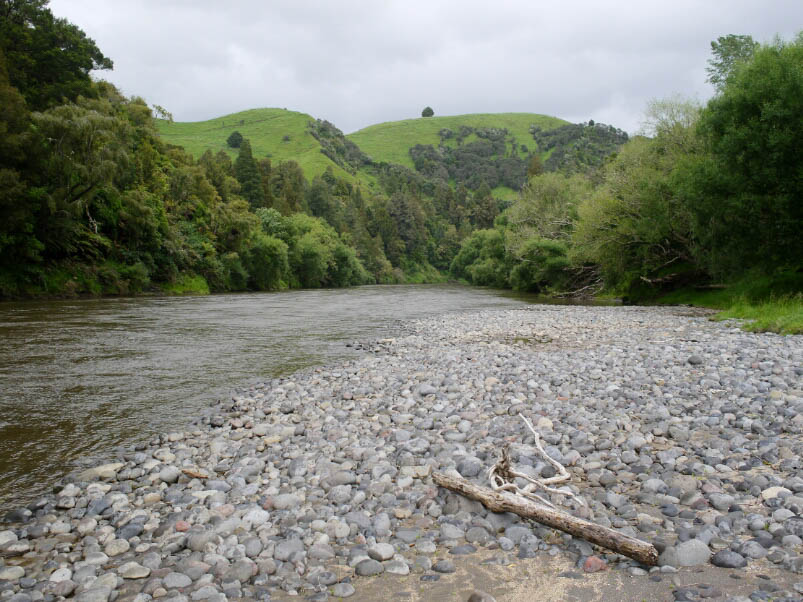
<box><xmin>451</xmin><ymin>33</ymin><xmax>803</xmax><ymax>299</ymax></box>
<box><xmin>0</xmin><ymin>1</ymin><xmax>799</xmax><ymax>303</ymax></box>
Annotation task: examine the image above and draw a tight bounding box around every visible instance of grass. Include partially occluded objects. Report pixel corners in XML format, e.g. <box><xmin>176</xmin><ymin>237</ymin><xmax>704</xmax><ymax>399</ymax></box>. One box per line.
<box><xmin>655</xmin><ymin>269</ymin><xmax>803</xmax><ymax>335</ymax></box>
<box><xmin>156</xmin><ymin>108</ymin><xmax>358</xmax><ymax>184</ymax></box>
<box><xmin>156</xmin><ymin>109</ymin><xmax>569</xmax><ymax>198</ymax></box>
<box><xmin>715</xmin><ymin>294</ymin><xmax>803</xmax><ymax>335</ymax></box>
<box><xmin>347</xmin><ymin>112</ymin><xmax>569</xmax><ymax>170</ymax></box>
<box><xmin>160</xmin><ymin>273</ymin><xmax>210</xmax><ymax>296</ymax></box>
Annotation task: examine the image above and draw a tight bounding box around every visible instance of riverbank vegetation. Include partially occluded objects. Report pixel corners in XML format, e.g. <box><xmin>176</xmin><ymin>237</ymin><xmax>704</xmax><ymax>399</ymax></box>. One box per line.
<box><xmin>449</xmin><ymin>33</ymin><xmax>802</xmax><ymax>332</ymax></box>
<box><xmin>0</xmin><ymin>1</ymin><xmax>799</xmax><ymax>325</ymax></box>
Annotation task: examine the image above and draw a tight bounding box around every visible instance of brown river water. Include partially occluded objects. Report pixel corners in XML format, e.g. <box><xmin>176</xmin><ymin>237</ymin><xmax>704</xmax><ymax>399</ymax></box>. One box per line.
<box><xmin>0</xmin><ymin>284</ymin><xmax>550</xmax><ymax>514</ymax></box>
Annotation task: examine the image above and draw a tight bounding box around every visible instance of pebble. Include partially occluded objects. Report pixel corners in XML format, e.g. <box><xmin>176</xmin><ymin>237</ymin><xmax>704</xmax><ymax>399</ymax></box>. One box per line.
<box><xmin>1</xmin><ymin>306</ymin><xmax>801</xmax><ymax>601</ymax></box>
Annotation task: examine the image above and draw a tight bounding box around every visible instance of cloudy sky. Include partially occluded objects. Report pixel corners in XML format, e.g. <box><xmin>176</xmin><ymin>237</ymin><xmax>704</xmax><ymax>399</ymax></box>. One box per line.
<box><xmin>50</xmin><ymin>0</ymin><xmax>802</xmax><ymax>134</ymax></box>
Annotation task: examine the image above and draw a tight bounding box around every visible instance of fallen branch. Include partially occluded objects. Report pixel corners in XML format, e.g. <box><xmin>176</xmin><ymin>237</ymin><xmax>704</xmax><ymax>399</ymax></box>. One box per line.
<box><xmin>432</xmin><ymin>471</ymin><xmax>658</xmax><ymax>566</ymax></box>
<box><xmin>487</xmin><ymin>414</ymin><xmax>583</xmax><ymax>510</ymax></box>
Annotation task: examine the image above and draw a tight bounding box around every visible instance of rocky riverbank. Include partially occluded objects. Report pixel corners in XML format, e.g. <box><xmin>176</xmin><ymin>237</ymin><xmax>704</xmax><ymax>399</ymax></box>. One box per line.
<box><xmin>1</xmin><ymin>305</ymin><xmax>802</xmax><ymax>601</ymax></box>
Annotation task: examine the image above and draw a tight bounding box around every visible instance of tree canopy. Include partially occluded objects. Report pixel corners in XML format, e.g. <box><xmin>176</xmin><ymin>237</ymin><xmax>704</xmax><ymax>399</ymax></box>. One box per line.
<box><xmin>0</xmin><ymin>0</ymin><xmax>113</xmax><ymax>110</ymax></box>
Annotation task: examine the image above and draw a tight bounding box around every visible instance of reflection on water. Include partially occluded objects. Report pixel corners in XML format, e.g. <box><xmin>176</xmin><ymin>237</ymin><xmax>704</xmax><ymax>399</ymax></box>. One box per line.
<box><xmin>0</xmin><ymin>284</ymin><xmax>554</xmax><ymax>512</ymax></box>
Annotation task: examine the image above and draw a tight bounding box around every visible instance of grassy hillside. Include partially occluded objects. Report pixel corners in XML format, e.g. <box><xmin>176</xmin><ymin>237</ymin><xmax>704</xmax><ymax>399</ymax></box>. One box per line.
<box><xmin>156</xmin><ymin>109</ymin><xmax>572</xmax><ymax>198</ymax></box>
<box><xmin>156</xmin><ymin>108</ymin><xmax>360</xmax><ymax>183</ymax></box>
<box><xmin>347</xmin><ymin>112</ymin><xmax>570</xmax><ymax>170</ymax></box>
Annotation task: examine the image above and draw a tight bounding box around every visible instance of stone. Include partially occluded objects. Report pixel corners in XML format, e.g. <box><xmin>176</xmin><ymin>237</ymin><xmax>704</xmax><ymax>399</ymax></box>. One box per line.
<box><xmin>119</xmin><ymin>562</ymin><xmax>151</xmax><ymax>579</ymax></box>
<box><xmin>0</xmin><ymin>565</ymin><xmax>25</xmax><ymax>580</ymax></box>
<box><xmin>158</xmin><ymin>466</ymin><xmax>181</xmax><ymax>483</ymax></box>
<box><xmin>163</xmin><ymin>572</ymin><xmax>193</xmax><ymax>588</ymax></box>
<box><xmin>271</xmin><ymin>493</ymin><xmax>301</xmax><ymax>510</ymax></box>
<box><xmin>355</xmin><ymin>559</ymin><xmax>384</xmax><ymax>576</ymax></box>
<box><xmin>583</xmin><ymin>556</ymin><xmax>607</xmax><ymax>573</ymax></box>
<box><xmin>74</xmin><ymin>586</ymin><xmax>112</xmax><ymax>602</ymax></box>
<box><xmin>49</xmin><ymin>567</ymin><xmax>72</xmax><ymax>582</ymax></box>
<box><xmin>432</xmin><ymin>559</ymin><xmax>456</xmax><ymax>574</ymax></box>
<box><xmin>104</xmin><ymin>538</ymin><xmax>130</xmax><ymax>556</ymax></box>
<box><xmin>78</xmin><ymin>463</ymin><xmax>124</xmax><ymax>481</ymax></box>
<box><xmin>331</xmin><ymin>583</ymin><xmax>355</xmax><ymax>598</ymax></box>
<box><xmin>368</xmin><ymin>543</ymin><xmax>395</xmax><ymax>561</ymax></box>
<box><xmin>274</xmin><ymin>538</ymin><xmax>304</xmax><ymax>562</ymax></box>
<box><xmin>673</xmin><ymin>539</ymin><xmax>711</xmax><ymax>567</ymax></box>
<box><xmin>761</xmin><ymin>486</ymin><xmax>792</xmax><ymax>501</ymax></box>
<box><xmin>711</xmin><ymin>550</ymin><xmax>747</xmax><ymax>569</ymax></box>
<box><xmin>468</xmin><ymin>592</ymin><xmax>497</xmax><ymax>602</ymax></box>
<box><xmin>384</xmin><ymin>559</ymin><xmax>410</xmax><ymax>575</ymax></box>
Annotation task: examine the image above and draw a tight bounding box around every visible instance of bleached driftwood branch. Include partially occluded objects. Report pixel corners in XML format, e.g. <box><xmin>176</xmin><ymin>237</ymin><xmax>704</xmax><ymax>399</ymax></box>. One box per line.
<box><xmin>487</xmin><ymin>413</ymin><xmax>583</xmax><ymax>510</ymax></box>
<box><xmin>432</xmin><ymin>471</ymin><xmax>659</xmax><ymax>566</ymax></box>
<box><xmin>432</xmin><ymin>412</ymin><xmax>659</xmax><ymax>566</ymax></box>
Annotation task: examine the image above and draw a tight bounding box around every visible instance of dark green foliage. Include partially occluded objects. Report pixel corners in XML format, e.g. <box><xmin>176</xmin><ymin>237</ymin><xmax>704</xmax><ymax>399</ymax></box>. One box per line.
<box><xmin>409</xmin><ymin>133</ymin><xmax>528</xmax><ymax>191</ymax></box>
<box><xmin>226</xmin><ymin>131</ymin><xmax>243</xmax><ymax>148</ymax></box>
<box><xmin>530</xmin><ymin>121</ymin><xmax>628</xmax><ymax>173</ymax></box>
<box><xmin>684</xmin><ymin>34</ymin><xmax>803</xmax><ymax>275</ymax></box>
<box><xmin>306</xmin><ymin>119</ymin><xmax>370</xmax><ymax>173</ymax></box>
<box><xmin>234</xmin><ymin>139</ymin><xmax>264</xmax><ymax>208</ymax></box>
<box><xmin>421</xmin><ymin>106</ymin><xmax>434</xmax><ymax>117</ymax></box>
<box><xmin>0</xmin><ymin>0</ymin><xmax>112</xmax><ymax>110</ymax></box>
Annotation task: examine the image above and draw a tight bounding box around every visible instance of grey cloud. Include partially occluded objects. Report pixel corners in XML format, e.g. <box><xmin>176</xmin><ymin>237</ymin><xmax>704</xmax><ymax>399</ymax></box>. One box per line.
<box><xmin>50</xmin><ymin>0</ymin><xmax>803</xmax><ymax>134</ymax></box>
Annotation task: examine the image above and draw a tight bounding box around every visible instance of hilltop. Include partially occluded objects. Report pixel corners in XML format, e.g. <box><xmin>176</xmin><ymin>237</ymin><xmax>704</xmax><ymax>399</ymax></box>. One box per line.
<box><xmin>156</xmin><ymin>108</ymin><xmax>362</xmax><ymax>184</ymax></box>
<box><xmin>157</xmin><ymin>110</ymin><xmax>628</xmax><ymax>200</ymax></box>
<box><xmin>347</xmin><ymin>112</ymin><xmax>569</xmax><ymax>169</ymax></box>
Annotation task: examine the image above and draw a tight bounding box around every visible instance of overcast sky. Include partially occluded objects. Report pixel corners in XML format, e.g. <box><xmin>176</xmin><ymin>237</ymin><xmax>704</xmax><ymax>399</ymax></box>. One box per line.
<box><xmin>49</xmin><ymin>0</ymin><xmax>802</xmax><ymax>134</ymax></box>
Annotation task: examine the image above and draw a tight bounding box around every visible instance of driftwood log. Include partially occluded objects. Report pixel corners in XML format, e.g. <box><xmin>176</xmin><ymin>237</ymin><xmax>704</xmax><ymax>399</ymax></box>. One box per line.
<box><xmin>433</xmin><ymin>471</ymin><xmax>659</xmax><ymax>566</ymax></box>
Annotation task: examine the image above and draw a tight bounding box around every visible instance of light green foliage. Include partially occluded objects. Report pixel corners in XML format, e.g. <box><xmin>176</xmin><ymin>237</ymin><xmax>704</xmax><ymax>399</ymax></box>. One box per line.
<box><xmin>450</xmin><ymin>228</ymin><xmax>509</xmax><ymax>288</ymax></box>
<box><xmin>243</xmin><ymin>232</ymin><xmax>289</xmax><ymax>290</ymax></box>
<box><xmin>716</xmin><ymin>294</ymin><xmax>803</xmax><ymax>335</ymax></box>
<box><xmin>571</xmin><ymin>102</ymin><xmax>699</xmax><ymax>289</ymax></box>
<box><xmin>509</xmin><ymin>238</ymin><xmax>570</xmax><ymax>292</ymax></box>
<box><xmin>506</xmin><ymin>172</ymin><xmax>591</xmax><ymax>245</ymax></box>
<box><xmin>706</xmin><ymin>34</ymin><xmax>759</xmax><ymax>90</ymax></box>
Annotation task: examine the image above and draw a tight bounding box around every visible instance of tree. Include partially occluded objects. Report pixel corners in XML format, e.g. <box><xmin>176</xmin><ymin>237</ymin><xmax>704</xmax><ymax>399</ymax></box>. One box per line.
<box><xmin>226</xmin><ymin>131</ymin><xmax>243</xmax><ymax>148</ymax></box>
<box><xmin>526</xmin><ymin>155</ymin><xmax>544</xmax><ymax>178</ymax></box>
<box><xmin>421</xmin><ymin>106</ymin><xmax>434</xmax><ymax>117</ymax></box>
<box><xmin>0</xmin><ymin>0</ymin><xmax>113</xmax><ymax>110</ymax></box>
<box><xmin>233</xmin><ymin>139</ymin><xmax>264</xmax><ymax>208</ymax></box>
<box><xmin>683</xmin><ymin>34</ymin><xmax>803</xmax><ymax>275</ymax></box>
<box><xmin>706</xmin><ymin>34</ymin><xmax>759</xmax><ymax>91</ymax></box>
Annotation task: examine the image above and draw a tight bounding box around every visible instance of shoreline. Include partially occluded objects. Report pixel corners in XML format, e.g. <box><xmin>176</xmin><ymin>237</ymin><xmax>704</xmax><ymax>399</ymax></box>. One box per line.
<box><xmin>1</xmin><ymin>305</ymin><xmax>802</xmax><ymax>601</ymax></box>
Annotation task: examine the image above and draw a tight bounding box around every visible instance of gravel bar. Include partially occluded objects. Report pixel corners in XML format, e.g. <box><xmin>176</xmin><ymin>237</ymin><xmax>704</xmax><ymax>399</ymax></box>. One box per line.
<box><xmin>1</xmin><ymin>305</ymin><xmax>802</xmax><ymax>601</ymax></box>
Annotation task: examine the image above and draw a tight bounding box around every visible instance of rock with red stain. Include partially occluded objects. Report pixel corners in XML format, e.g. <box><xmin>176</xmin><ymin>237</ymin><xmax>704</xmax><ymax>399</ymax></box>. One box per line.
<box><xmin>174</xmin><ymin>520</ymin><xmax>190</xmax><ymax>532</ymax></box>
<box><xmin>583</xmin><ymin>555</ymin><xmax>607</xmax><ymax>573</ymax></box>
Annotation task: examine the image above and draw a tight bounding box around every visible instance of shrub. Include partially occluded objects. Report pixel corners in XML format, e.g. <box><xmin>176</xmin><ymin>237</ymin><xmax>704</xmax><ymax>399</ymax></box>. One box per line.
<box><xmin>226</xmin><ymin>131</ymin><xmax>243</xmax><ymax>148</ymax></box>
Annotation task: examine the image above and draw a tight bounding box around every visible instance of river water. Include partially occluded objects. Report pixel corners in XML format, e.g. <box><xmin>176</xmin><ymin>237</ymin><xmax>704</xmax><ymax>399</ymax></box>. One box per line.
<box><xmin>0</xmin><ymin>284</ymin><xmax>547</xmax><ymax>513</ymax></box>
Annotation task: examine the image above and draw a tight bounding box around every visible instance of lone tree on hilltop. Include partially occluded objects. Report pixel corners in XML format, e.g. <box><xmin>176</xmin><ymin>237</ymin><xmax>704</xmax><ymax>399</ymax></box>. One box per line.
<box><xmin>421</xmin><ymin>106</ymin><xmax>434</xmax><ymax>117</ymax></box>
<box><xmin>227</xmin><ymin>131</ymin><xmax>243</xmax><ymax>148</ymax></box>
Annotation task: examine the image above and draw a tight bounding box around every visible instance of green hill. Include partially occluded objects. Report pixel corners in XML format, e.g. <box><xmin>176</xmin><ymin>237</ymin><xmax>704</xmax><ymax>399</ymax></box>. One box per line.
<box><xmin>156</xmin><ymin>108</ymin><xmax>360</xmax><ymax>183</ymax></box>
<box><xmin>347</xmin><ymin>112</ymin><xmax>569</xmax><ymax>169</ymax></box>
<box><xmin>156</xmin><ymin>110</ymin><xmax>625</xmax><ymax>200</ymax></box>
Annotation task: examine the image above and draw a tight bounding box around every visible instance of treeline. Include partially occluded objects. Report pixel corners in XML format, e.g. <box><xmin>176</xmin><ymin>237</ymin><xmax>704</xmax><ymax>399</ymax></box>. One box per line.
<box><xmin>0</xmin><ymin>0</ymin><xmax>494</xmax><ymax>297</ymax></box>
<box><xmin>408</xmin><ymin>121</ymin><xmax>627</xmax><ymax>192</ymax></box>
<box><xmin>452</xmin><ymin>34</ymin><xmax>803</xmax><ymax>297</ymax></box>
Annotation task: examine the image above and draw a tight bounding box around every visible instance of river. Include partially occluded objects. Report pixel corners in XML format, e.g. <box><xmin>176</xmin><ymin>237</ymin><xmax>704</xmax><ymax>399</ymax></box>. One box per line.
<box><xmin>0</xmin><ymin>284</ymin><xmax>550</xmax><ymax>513</ymax></box>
